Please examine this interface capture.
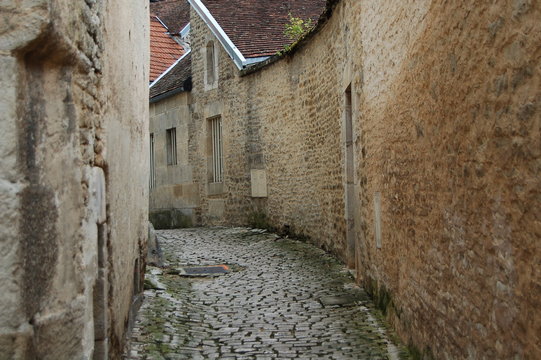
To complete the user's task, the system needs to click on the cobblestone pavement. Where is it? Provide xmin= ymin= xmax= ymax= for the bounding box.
xmin=126 ymin=227 xmax=410 ymax=359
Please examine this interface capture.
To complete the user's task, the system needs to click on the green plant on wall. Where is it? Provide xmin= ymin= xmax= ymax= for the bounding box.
xmin=282 ymin=13 xmax=313 ymax=52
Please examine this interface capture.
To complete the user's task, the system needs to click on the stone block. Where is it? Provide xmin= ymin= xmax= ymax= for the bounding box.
xmin=32 ymin=300 xmax=88 ymax=359
xmin=97 ymin=224 xmax=107 ymax=269
xmin=208 ymin=182 xmax=225 ymax=195
xmin=251 ymin=169 xmax=267 ymax=198
xmin=147 ymin=222 xmax=164 ymax=267
xmin=0 ymin=327 xmax=33 ymax=360
xmin=181 ymin=183 xmax=200 ymax=205
xmin=208 ymin=199 xmax=225 ymax=219
xmin=93 ymin=268 xmax=108 ymax=341
xmin=0 ymin=55 xmax=18 ymax=178
xmin=88 ymin=167 xmax=106 ymax=225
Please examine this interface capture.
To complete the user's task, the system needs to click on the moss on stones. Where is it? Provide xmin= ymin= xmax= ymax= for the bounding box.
xmin=150 ymin=209 xmax=193 ymax=229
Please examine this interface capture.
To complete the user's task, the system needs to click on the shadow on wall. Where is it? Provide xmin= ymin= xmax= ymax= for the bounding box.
xmin=149 ymin=209 xmax=193 ymax=229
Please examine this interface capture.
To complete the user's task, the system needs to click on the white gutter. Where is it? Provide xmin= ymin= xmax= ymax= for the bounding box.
xmin=244 ymin=56 xmax=271 ymax=66
xmin=149 ymin=49 xmax=191 ymax=89
xmin=188 ymin=0 xmax=267 ymax=70
xmin=180 ymin=23 xmax=191 ymax=38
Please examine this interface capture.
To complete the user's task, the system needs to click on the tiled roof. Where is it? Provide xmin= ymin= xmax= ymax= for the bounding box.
xmin=150 ymin=0 xmax=191 ymax=34
xmin=150 ymin=52 xmax=192 ymax=100
xmin=150 ymin=16 xmax=185 ymax=82
xmin=201 ymin=0 xmax=327 ymax=58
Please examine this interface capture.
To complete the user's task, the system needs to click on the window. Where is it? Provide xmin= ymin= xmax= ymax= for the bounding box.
xmin=205 ymin=40 xmax=218 ymax=89
xmin=206 ymin=41 xmax=215 ymax=85
xmin=166 ymin=128 xmax=177 ymax=166
xmin=149 ymin=133 xmax=156 ymax=189
xmin=209 ymin=116 xmax=223 ymax=182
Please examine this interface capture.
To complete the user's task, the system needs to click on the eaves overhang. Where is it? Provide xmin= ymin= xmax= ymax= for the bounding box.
xmin=240 ymin=0 xmax=342 ymax=77
xmin=188 ymin=0 xmax=269 ymax=70
xmin=150 ymin=86 xmax=188 ymax=103
xmin=149 ymin=49 xmax=191 ymax=89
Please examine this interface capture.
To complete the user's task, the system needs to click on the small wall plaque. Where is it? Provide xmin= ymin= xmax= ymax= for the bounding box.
xmin=251 ymin=169 xmax=268 ymax=198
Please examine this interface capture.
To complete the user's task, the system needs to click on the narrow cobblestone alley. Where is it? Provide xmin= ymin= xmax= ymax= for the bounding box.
xmin=127 ymin=228 xmax=410 ymax=359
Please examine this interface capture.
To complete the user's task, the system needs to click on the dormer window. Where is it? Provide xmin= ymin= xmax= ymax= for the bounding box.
xmin=205 ymin=40 xmax=218 ymax=90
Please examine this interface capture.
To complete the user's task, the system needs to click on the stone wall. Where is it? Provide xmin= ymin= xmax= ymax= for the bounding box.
xmin=0 ymin=0 xmax=149 ymax=358
xmin=188 ymin=13 xmax=252 ymax=226
xmin=149 ymin=92 xmax=199 ymax=229
xmin=186 ymin=0 xmax=540 ymax=358
xmin=357 ymin=1 xmax=541 ymax=358
xmin=189 ymin=5 xmax=351 ymax=256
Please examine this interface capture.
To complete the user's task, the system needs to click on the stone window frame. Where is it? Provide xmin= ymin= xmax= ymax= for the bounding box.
xmin=208 ymin=116 xmax=223 ymax=183
xmin=207 ymin=115 xmax=225 ymax=196
xmin=149 ymin=133 xmax=156 ymax=189
xmin=204 ymin=39 xmax=219 ymax=91
xmin=165 ymin=127 xmax=178 ymax=166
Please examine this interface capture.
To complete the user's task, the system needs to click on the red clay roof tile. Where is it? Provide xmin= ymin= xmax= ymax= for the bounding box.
xmin=150 ymin=53 xmax=192 ymax=99
xmin=150 ymin=0 xmax=191 ymax=34
xmin=201 ymin=0 xmax=326 ymax=58
xmin=150 ymin=16 xmax=185 ymax=82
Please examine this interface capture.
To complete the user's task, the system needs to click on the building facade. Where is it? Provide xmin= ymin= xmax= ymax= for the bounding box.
xmin=0 ymin=0 xmax=149 ymax=358
xmin=149 ymin=83 xmax=199 ymax=228
xmin=148 ymin=0 xmax=198 ymax=229
xmin=149 ymin=0 xmax=541 ymax=358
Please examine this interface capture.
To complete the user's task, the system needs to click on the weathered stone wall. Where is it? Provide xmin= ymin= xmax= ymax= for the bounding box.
xmin=189 ymin=10 xmax=252 ymax=226
xmin=357 ymin=1 xmax=541 ymax=358
xmin=149 ymin=92 xmax=199 ymax=228
xmin=0 ymin=0 xmax=148 ymax=358
xmin=189 ymin=6 xmax=352 ymax=254
xmin=102 ymin=2 xmax=149 ymax=357
xmin=187 ymin=0 xmax=540 ymax=358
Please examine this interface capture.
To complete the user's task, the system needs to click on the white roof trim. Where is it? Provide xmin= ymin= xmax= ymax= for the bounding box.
xmin=154 ymin=15 xmax=169 ymax=31
xmin=244 ymin=56 xmax=271 ymax=66
xmin=189 ymin=0 xmax=263 ymax=70
xmin=149 ymin=49 xmax=191 ymax=89
xmin=180 ymin=23 xmax=191 ymax=38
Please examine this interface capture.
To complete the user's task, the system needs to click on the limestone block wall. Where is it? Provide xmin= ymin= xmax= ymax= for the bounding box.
xmin=189 ymin=2 xmax=358 ymax=258
xmin=356 ymin=1 xmax=541 ymax=358
xmin=149 ymin=92 xmax=200 ymax=227
xmin=187 ymin=0 xmax=541 ymax=358
xmin=189 ymin=10 xmax=253 ymax=226
xmin=102 ymin=1 xmax=149 ymax=357
xmin=0 ymin=0 xmax=148 ymax=358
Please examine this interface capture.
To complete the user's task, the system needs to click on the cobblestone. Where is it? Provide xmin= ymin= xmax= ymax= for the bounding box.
xmin=125 ymin=227 xmax=410 ymax=359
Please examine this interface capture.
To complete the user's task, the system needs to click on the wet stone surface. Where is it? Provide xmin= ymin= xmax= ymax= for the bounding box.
xmin=126 ymin=227 xmax=410 ymax=359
